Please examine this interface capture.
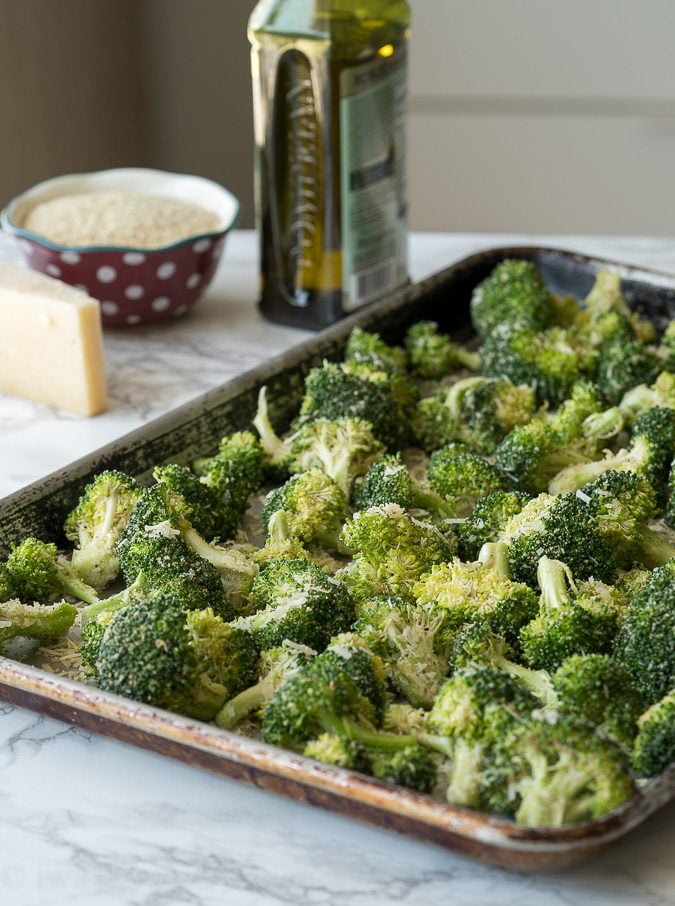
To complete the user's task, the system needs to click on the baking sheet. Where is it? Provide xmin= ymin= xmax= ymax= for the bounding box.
xmin=1 ymin=246 xmax=674 ymax=870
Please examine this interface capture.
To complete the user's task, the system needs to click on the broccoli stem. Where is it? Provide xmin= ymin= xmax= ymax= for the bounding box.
xmin=477 ymin=541 xmax=510 ymax=576
xmin=318 ymin=711 xmax=418 ymax=753
xmin=638 ymin=529 xmax=675 ymax=568
xmin=58 ymin=557 xmax=100 ymax=606
xmin=214 ymin=679 xmax=275 ymax=729
xmin=537 ymin=557 xmax=575 ymax=610
xmin=252 ymin=387 xmax=290 ymax=466
xmin=445 ymin=738 xmax=485 ymax=807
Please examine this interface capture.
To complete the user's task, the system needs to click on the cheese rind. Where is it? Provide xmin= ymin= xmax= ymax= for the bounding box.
xmin=0 ymin=261 xmax=107 ymax=416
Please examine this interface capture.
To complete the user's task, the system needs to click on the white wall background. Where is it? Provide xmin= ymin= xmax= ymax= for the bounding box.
xmin=1 ymin=1 xmax=674 ymax=236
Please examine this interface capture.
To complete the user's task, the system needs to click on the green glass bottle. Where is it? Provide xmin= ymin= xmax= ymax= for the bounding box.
xmin=248 ymin=0 xmax=411 ymax=329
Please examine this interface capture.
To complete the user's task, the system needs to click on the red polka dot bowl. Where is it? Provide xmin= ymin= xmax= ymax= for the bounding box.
xmin=0 ymin=168 xmax=240 ymax=326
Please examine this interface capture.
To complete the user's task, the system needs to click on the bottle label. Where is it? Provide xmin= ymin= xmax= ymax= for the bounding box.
xmin=339 ymin=47 xmax=408 ymax=311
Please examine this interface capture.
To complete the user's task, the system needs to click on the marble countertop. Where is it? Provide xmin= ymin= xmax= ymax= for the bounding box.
xmin=1 ymin=230 xmax=674 ymax=905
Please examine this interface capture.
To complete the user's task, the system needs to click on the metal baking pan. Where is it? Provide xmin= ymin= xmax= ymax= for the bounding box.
xmin=1 ymin=246 xmax=674 ymax=871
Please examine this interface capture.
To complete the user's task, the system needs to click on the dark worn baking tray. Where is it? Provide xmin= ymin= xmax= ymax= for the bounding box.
xmin=1 ymin=246 xmax=674 ymax=871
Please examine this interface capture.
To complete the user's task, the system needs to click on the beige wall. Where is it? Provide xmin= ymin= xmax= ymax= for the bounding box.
xmin=0 ymin=0 xmax=255 ymax=225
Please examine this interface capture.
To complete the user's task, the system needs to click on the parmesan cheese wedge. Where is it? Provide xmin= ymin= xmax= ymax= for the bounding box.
xmin=0 ymin=260 xmax=107 ymax=416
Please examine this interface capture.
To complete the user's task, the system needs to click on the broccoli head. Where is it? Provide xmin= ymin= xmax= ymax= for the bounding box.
xmin=234 ymin=557 xmax=355 ymax=652
xmin=613 ymin=565 xmax=675 ymax=704
xmin=5 ymin=537 xmax=99 ymax=606
xmin=343 ymin=326 xmax=408 ymax=372
xmin=352 ymin=452 xmax=454 ymax=524
xmin=63 ymin=469 xmax=142 ymax=591
xmin=95 ymin=593 xmax=259 ymax=721
xmin=404 ymin=320 xmax=480 ymax=378
xmin=339 ymin=503 xmax=455 ymax=602
xmin=426 ymin=448 xmax=508 ymax=518
xmin=261 ymin=468 xmax=349 ymax=552
xmin=470 ymin=258 xmax=553 ymax=338
xmin=519 ymin=557 xmax=622 ymax=671
xmin=631 ymin=689 xmax=675 ymax=777
xmin=455 ymin=490 xmax=531 ymax=561
xmin=481 ymin=714 xmax=635 ymax=826
xmin=354 ymin=595 xmax=456 ymax=708
xmin=0 ymin=598 xmax=77 ymax=649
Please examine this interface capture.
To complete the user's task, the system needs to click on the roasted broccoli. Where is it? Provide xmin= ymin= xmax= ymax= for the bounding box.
xmin=425 ymin=447 xmax=508 ymax=518
xmin=455 ymin=489 xmax=531 ymax=561
xmin=470 ymin=258 xmax=553 ymax=338
xmin=63 ymin=469 xmax=142 ymax=591
xmin=5 ymin=537 xmax=99 ymax=606
xmin=354 ymin=595 xmax=456 ymax=708
xmin=613 ymin=564 xmax=675 ymax=705
xmin=425 ymin=667 xmax=538 ymax=807
xmin=339 ymin=503 xmax=455 ymax=602
xmin=480 ymin=322 xmax=591 ymax=407
xmin=95 ymin=592 xmax=259 ymax=721
xmin=404 ymin=319 xmax=480 ymax=378
xmin=413 ymin=543 xmax=539 ymax=645
xmin=352 ymin=452 xmax=454 ymax=524
xmin=233 ymin=556 xmax=355 ymax=651
xmin=551 ymin=653 xmax=645 ymax=753
xmin=519 ymin=557 xmax=621 ymax=671
xmin=261 ymin=468 xmax=349 ymax=552
xmin=343 ymin=326 xmax=408 ymax=372
xmin=631 ymin=689 xmax=675 ymax=777
xmin=413 ymin=375 xmax=538 ymax=456
xmin=481 ymin=714 xmax=635 ymax=827
xmin=296 ymin=359 xmax=414 ymax=450
xmin=215 ymin=639 xmax=316 ymax=730
xmin=499 ymin=493 xmax=617 ymax=587
xmin=0 ymin=598 xmax=78 ymax=648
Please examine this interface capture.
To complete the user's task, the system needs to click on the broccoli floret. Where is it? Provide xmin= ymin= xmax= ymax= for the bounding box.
xmin=404 ymin=320 xmax=480 ymax=378
xmin=579 ymin=269 xmax=657 ymax=342
xmin=0 ymin=598 xmax=77 ymax=648
xmin=117 ymin=483 xmax=259 ymax=607
xmin=519 ymin=557 xmax=621 ymax=671
xmin=5 ymin=537 xmax=99 ymax=606
xmin=95 ymin=593 xmax=259 ymax=721
xmin=83 ymin=537 xmax=237 ymax=625
xmin=619 ymin=370 xmax=675 ymax=425
xmin=79 ymin=609 xmax=116 ymax=678
xmin=215 ymin=639 xmax=316 ymax=730
xmin=354 ymin=595 xmax=456 ymax=708
xmin=551 ymin=653 xmax=646 ymax=753
xmin=456 ymin=490 xmax=531 ymax=561
xmin=426 ymin=448 xmax=508 ymax=517
xmin=448 ymin=621 xmax=556 ymax=708
xmin=295 ymin=359 xmax=413 ymax=450
xmin=339 ymin=503 xmax=455 ymax=602
xmin=500 ymin=492 xmax=618 ymax=587
xmin=233 ymin=557 xmax=355 ymax=652
xmin=353 ymin=452 xmax=454 ymax=524
xmin=287 ymin=417 xmax=385 ymax=497
xmin=631 ymin=689 xmax=675 ymax=777
xmin=343 ymin=326 xmax=408 ymax=372
xmin=416 ymin=376 xmax=538 ymax=456
xmin=370 ymin=744 xmax=439 ymax=794
xmin=192 ymin=430 xmax=266 ymax=537
xmin=493 ymin=382 xmax=622 ymax=494
xmin=63 ymin=469 xmax=142 ymax=591
xmin=262 ymin=636 xmax=401 ymax=752
xmin=470 ymin=258 xmax=553 ymax=339
xmin=576 ymin=470 xmax=675 ymax=569
xmin=303 ymin=733 xmax=373 ymax=774
xmin=481 ymin=714 xmax=635 ymax=826
xmin=152 ymin=462 xmax=225 ymax=541
xmin=480 ymin=322 xmax=590 ymax=407
xmin=413 ymin=543 xmax=539 ymax=645
xmin=595 ymin=337 xmax=662 ymax=407
xmin=425 ymin=667 xmax=538 ymax=807
xmin=261 ymin=469 xmax=348 ymax=552
xmin=613 ymin=565 xmax=675 ymax=704
xmin=550 ymin=405 xmax=675 ymax=497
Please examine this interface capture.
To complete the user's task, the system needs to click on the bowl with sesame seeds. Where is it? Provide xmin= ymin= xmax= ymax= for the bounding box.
xmin=0 ymin=167 xmax=240 ymax=326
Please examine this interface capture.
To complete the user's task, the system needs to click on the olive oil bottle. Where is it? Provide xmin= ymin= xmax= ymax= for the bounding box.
xmin=248 ymin=0 xmax=411 ymax=329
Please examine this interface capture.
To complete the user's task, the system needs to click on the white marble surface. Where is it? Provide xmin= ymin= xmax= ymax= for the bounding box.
xmin=1 ymin=230 xmax=674 ymax=905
